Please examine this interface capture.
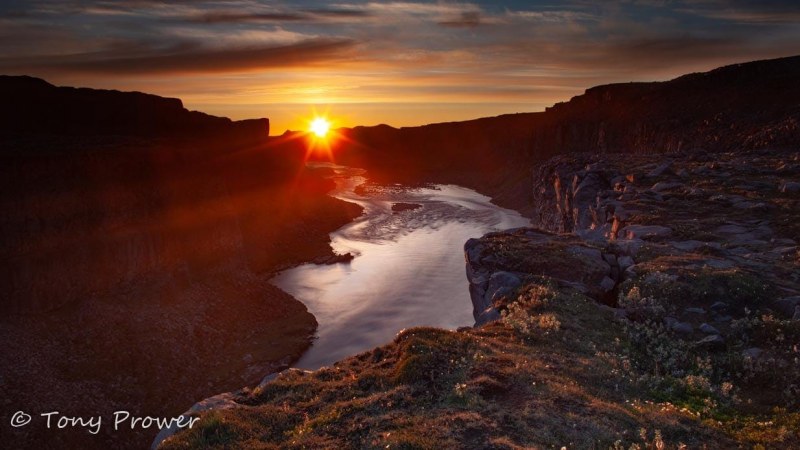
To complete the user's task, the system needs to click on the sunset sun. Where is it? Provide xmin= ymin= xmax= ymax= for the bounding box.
xmin=310 ymin=117 xmax=330 ymax=138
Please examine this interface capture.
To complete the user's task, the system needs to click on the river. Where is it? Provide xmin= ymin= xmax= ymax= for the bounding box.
xmin=271 ymin=164 xmax=530 ymax=369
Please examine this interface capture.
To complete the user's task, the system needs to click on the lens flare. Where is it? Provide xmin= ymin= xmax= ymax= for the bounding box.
xmin=310 ymin=117 xmax=330 ymax=138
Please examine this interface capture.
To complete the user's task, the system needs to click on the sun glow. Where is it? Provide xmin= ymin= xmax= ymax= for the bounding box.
xmin=300 ymin=110 xmax=347 ymax=162
xmin=310 ymin=117 xmax=330 ymax=138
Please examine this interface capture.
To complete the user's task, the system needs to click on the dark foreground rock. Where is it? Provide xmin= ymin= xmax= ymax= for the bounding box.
xmin=312 ymin=252 xmax=356 ymax=265
xmin=391 ymin=202 xmax=423 ymax=213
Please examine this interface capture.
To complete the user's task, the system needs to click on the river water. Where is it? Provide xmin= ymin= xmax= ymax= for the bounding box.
xmin=271 ymin=164 xmax=529 ymax=369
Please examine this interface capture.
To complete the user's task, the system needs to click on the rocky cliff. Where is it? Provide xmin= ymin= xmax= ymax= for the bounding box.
xmin=0 ymin=78 xmax=361 ymax=449
xmin=331 ymin=55 xmax=800 ymax=216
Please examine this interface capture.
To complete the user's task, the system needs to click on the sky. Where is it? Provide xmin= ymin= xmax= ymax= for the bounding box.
xmin=2 ymin=1 xmax=800 ymax=134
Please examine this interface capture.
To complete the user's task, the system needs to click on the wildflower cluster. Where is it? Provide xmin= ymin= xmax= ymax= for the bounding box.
xmin=501 ymin=283 xmax=561 ymax=336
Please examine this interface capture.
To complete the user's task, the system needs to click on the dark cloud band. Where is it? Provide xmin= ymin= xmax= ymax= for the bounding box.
xmin=0 ymin=38 xmax=357 ymax=75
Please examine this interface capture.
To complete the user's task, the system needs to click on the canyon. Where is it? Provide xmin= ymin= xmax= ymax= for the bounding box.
xmin=158 ymin=56 xmax=800 ymax=448
xmin=2 ymin=54 xmax=799 ymax=449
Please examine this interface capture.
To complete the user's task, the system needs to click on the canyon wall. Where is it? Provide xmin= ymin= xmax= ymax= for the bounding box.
xmin=0 ymin=76 xmax=338 ymax=315
xmin=332 ymin=55 xmax=800 ymax=216
xmin=0 ymin=77 xmax=361 ymax=449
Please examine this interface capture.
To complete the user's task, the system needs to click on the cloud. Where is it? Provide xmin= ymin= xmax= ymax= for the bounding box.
xmin=677 ymin=0 xmax=800 ymax=23
xmin=186 ymin=8 xmax=371 ymax=24
xmin=0 ymin=38 xmax=357 ymax=75
xmin=438 ymin=11 xmax=482 ymax=28
xmin=3 ymin=0 xmax=800 ymax=131
xmin=188 ymin=11 xmax=308 ymax=23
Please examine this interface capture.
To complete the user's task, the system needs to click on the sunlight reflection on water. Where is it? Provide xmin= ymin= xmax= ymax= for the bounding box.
xmin=271 ymin=163 xmax=529 ymax=369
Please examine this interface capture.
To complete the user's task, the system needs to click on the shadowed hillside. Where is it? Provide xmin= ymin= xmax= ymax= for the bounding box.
xmin=0 ymin=77 xmax=360 ymax=449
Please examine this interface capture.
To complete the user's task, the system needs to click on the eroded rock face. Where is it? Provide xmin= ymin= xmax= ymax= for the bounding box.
xmin=472 ymin=146 xmax=799 ymax=344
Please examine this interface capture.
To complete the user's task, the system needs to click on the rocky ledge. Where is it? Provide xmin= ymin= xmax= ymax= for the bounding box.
xmin=461 ymin=147 xmax=799 ymax=445
xmin=158 ymin=148 xmax=799 ymax=449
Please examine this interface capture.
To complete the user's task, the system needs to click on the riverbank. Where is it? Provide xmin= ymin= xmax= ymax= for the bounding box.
xmin=159 ymin=147 xmax=800 ymax=448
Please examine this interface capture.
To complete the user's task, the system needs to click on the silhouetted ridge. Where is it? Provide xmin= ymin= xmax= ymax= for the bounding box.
xmin=0 ymin=75 xmax=268 ymax=143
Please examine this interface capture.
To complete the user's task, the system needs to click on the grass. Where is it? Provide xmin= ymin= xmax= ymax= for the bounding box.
xmin=160 ymin=276 xmax=739 ymax=449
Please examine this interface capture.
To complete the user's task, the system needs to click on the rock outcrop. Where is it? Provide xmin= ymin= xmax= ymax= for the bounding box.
xmin=465 ymin=229 xmax=624 ymax=325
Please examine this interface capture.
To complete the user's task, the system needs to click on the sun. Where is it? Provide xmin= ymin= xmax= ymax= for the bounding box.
xmin=310 ymin=117 xmax=330 ymax=138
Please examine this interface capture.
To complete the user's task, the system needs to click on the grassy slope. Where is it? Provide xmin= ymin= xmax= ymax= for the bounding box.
xmin=162 ymin=286 xmax=733 ymax=449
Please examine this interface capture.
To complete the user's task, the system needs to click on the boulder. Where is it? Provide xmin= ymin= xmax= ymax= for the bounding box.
xmin=391 ymin=202 xmax=423 ymax=213
xmin=647 ymin=161 xmax=673 ymax=177
xmin=683 ymin=307 xmax=707 ymax=321
xmin=475 ymin=306 xmax=501 ymax=326
xmin=670 ymin=240 xmax=705 ymax=252
xmin=152 ymin=391 xmax=240 ymax=449
xmin=780 ymin=181 xmax=800 ymax=193
xmin=699 ymin=323 xmax=720 ymax=335
xmin=651 ymin=181 xmax=685 ymax=192
xmin=710 ymin=301 xmax=728 ymax=312
xmin=602 ymin=253 xmax=618 ymax=267
xmin=742 ymin=347 xmax=763 ymax=359
xmin=617 ymin=255 xmax=634 ymax=271
xmin=703 ymin=259 xmax=734 ymax=270
xmin=621 ymin=225 xmax=672 ymax=240
xmin=695 ymin=334 xmax=725 ymax=350
xmin=313 ymin=253 xmax=355 ymax=265
xmin=599 ymin=276 xmax=616 ymax=292
xmin=671 ymin=321 xmax=694 ymax=335
xmin=464 ymin=239 xmax=484 ymax=264
xmin=715 ymin=224 xmax=749 ymax=235
xmin=773 ymin=296 xmax=800 ymax=318
xmin=485 ymin=271 xmax=522 ymax=304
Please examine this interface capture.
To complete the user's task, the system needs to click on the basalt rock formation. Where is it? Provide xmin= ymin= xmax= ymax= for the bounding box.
xmin=332 ymin=55 xmax=800 ymax=216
